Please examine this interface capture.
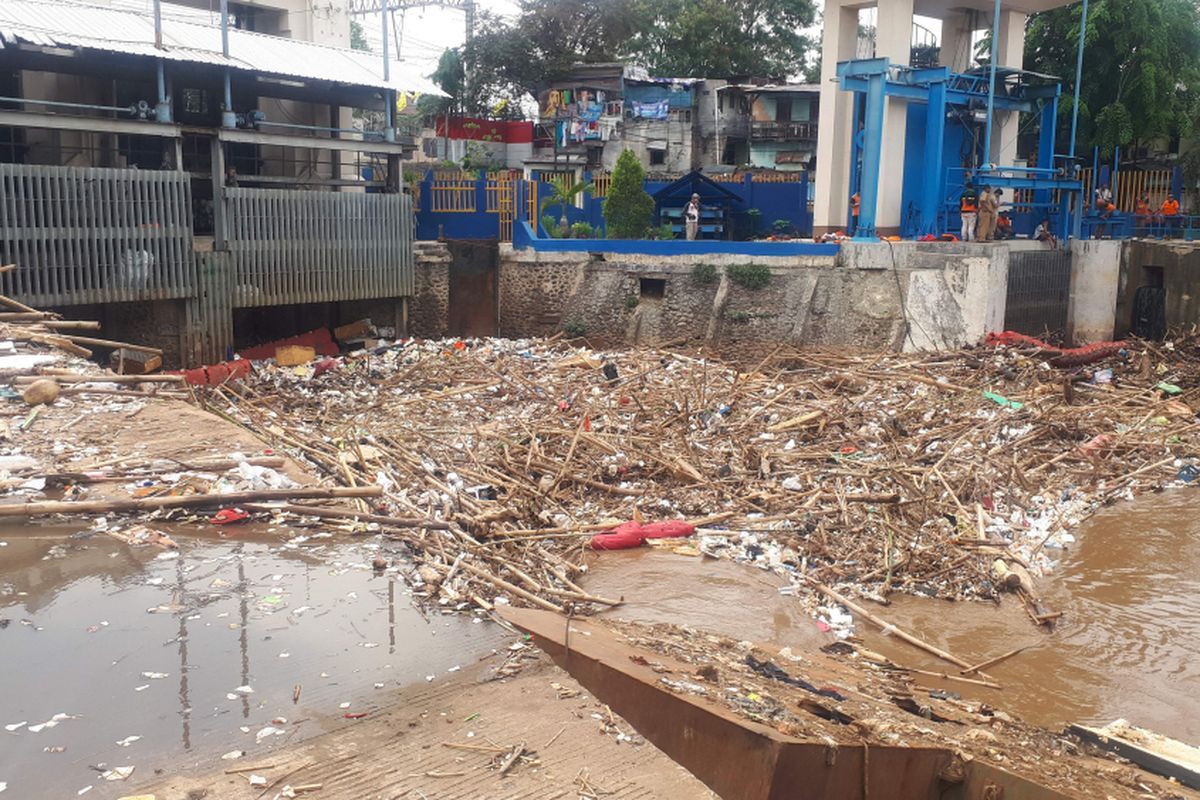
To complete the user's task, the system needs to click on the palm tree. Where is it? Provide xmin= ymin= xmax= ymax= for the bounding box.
xmin=539 ymin=176 xmax=595 ymax=234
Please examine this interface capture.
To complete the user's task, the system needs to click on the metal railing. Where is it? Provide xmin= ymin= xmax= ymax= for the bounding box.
xmin=430 ymin=174 xmax=477 ymax=213
xmin=750 ymin=120 xmax=818 ymax=142
xmin=1080 ymin=167 xmax=1176 ymax=211
xmin=224 ymin=188 xmax=413 ymax=308
xmin=0 ymin=163 xmax=195 ymax=307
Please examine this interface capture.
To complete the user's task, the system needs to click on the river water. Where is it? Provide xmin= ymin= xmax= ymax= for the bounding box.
xmin=584 ymin=488 xmax=1200 ymax=745
xmin=0 ymin=524 xmax=506 ymax=799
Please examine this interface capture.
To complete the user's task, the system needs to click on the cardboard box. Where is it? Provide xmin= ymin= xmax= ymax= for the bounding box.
xmin=275 ymin=345 xmax=316 ymax=366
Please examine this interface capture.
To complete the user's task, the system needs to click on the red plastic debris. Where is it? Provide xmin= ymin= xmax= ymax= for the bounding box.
xmin=312 ymin=357 xmax=340 ymax=377
xmin=985 ymin=331 xmax=1126 ymax=367
xmin=211 ymin=508 xmax=250 ymax=525
xmin=343 ymin=712 xmax=369 ymax=719
xmin=589 ymin=519 xmax=695 ymax=550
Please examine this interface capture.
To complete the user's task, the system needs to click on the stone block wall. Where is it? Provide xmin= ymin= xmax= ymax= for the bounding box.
xmin=487 ymin=244 xmax=1011 ymax=353
xmin=411 ymin=241 xmax=451 ymax=339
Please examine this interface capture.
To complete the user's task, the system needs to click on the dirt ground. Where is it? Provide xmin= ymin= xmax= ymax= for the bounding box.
xmin=145 ymin=654 xmax=716 ymax=800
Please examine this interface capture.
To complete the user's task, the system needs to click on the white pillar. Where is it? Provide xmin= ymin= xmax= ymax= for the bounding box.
xmin=812 ymin=0 xmax=861 ymax=234
xmin=938 ymin=11 xmax=975 ymax=72
xmin=991 ymin=9 xmax=1026 ymax=166
xmin=874 ymin=0 xmax=914 ymax=233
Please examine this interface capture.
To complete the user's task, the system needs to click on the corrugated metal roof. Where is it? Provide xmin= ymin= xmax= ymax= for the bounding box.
xmin=0 ymin=0 xmax=445 ymax=97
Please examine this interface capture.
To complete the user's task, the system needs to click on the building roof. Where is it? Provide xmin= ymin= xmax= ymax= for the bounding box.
xmin=0 ymin=0 xmax=445 ymax=96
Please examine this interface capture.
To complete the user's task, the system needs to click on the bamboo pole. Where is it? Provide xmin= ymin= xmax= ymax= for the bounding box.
xmin=60 ymin=334 xmax=161 ymax=355
xmin=0 ymin=485 xmax=382 ymax=518
xmin=808 ymin=580 xmax=986 ymax=675
xmin=241 ymin=502 xmax=450 ymax=530
xmin=14 ymin=374 xmax=183 ymax=385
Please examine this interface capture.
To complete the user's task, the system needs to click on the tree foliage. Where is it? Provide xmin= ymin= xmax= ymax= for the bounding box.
xmin=624 ymin=0 xmax=816 ymax=79
xmin=603 ymin=149 xmax=655 ymax=239
xmin=463 ymin=0 xmax=817 ymax=113
xmin=1024 ymin=0 xmax=1200 ymax=156
xmin=419 ymin=49 xmax=467 ymax=117
xmin=350 ymin=20 xmax=369 ymax=52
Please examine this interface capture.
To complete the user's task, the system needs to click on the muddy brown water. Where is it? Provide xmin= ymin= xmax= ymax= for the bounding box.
xmin=585 ymin=489 xmax=1200 ymax=746
xmin=0 ymin=523 xmax=507 ymax=799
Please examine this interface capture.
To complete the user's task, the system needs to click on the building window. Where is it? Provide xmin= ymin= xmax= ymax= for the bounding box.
xmin=649 ymin=148 xmax=666 ymax=166
xmin=183 ymin=88 xmax=209 ymax=115
xmin=775 ymin=98 xmax=792 ymax=122
xmin=586 ymin=147 xmax=603 ymax=168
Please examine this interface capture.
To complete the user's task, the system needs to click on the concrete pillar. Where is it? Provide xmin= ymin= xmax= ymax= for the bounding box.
xmin=991 ymin=9 xmax=1026 ymax=166
xmin=938 ymin=11 xmax=975 ymax=72
xmin=812 ymin=1 xmax=860 ymax=235
xmin=874 ymin=0 xmax=914 ymax=234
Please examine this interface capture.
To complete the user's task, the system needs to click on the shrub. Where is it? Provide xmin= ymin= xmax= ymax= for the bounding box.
xmin=541 ymin=215 xmax=561 ymax=238
xmin=772 ymin=219 xmax=791 ymax=234
xmin=623 ymin=294 xmax=639 ymax=310
xmin=603 ymin=149 xmax=655 ymax=239
xmin=727 ymin=263 xmax=772 ymax=290
xmin=563 ymin=320 xmax=587 ymax=337
xmin=571 ymin=222 xmax=595 ymax=239
xmin=691 ymin=264 xmax=718 ymax=284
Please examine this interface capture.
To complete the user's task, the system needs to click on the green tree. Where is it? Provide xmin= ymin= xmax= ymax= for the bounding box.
xmin=465 ymin=1 xmax=638 ymax=109
xmin=603 ymin=150 xmax=655 ymax=239
xmin=465 ymin=0 xmax=817 ymax=108
xmin=625 ymin=0 xmax=817 ymax=79
xmin=350 ymin=20 xmax=369 ymax=52
xmin=420 ymin=48 xmax=467 ymax=116
xmin=539 ymin=177 xmax=595 ymax=229
xmin=1024 ymin=0 xmax=1200 ymax=156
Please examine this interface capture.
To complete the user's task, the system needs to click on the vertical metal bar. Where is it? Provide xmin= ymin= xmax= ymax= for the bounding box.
xmin=983 ymin=0 xmax=1003 ymax=167
xmin=921 ymin=77 xmax=947 ymax=235
xmin=1068 ymin=0 xmax=1089 ymax=159
xmin=855 ymin=71 xmax=887 ymax=240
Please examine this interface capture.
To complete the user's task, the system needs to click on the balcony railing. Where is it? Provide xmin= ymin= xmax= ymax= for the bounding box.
xmin=750 ymin=120 xmax=818 ymax=142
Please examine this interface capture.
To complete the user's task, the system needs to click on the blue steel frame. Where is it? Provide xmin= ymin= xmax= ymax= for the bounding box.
xmin=836 ymin=58 xmax=1082 ymax=240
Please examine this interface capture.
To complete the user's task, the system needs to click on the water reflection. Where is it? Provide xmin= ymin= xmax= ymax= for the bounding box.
xmin=0 ymin=524 xmax=506 ymax=799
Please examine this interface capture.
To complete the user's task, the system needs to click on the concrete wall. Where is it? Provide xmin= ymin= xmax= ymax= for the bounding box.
xmin=1115 ymin=240 xmax=1200 ymax=337
xmin=482 ymin=242 xmax=1011 ymax=353
xmin=1067 ymin=240 xmax=1123 ymax=343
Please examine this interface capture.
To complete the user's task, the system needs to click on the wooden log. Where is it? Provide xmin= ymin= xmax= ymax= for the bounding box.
xmin=60 ymin=334 xmax=161 ymax=355
xmin=0 ymin=312 xmax=50 ymax=321
xmin=809 ymin=580 xmax=986 ymax=675
xmin=960 ymin=644 xmax=1034 ymax=676
xmin=0 ymin=293 xmax=38 ymax=313
xmin=241 ymin=502 xmax=451 ymax=530
xmin=41 ymin=320 xmax=102 ymax=330
xmin=457 ymin=560 xmax=565 ymax=614
xmin=14 ymin=373 xmax=183 ymax=384
xmin=0 ymin=485 xmax=382 ymax=518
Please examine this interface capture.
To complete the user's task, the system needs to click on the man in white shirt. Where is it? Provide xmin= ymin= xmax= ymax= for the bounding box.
xmin=685 ymin=193 xmax=701 ymax=241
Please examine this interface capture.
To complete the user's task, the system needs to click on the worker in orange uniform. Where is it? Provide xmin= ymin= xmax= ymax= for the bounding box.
xmin=1160 ymin=194 xmax=1181 ymax=238
xmin=1133 ymin=193 xmax=1152 ymax=237
xmin=959 ymin=182 xmax=978 ymax=241
xmin=850 ymin=192 xmax=860 ymax=236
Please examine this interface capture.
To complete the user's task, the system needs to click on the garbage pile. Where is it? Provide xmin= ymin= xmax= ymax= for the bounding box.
xmin=605 ymin=617 xmax=1189 ymax=800
xmin=197 ymin=330 xmax=1200 ymax=625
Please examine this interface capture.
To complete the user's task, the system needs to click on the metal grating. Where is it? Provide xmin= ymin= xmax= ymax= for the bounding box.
xmin=225 ymin=188 xmax=413 ymax=308
xmin=0 ymin=163 xmax=196 ymax=307
xmin=1004 ymin=249 xmax=1071 ymax=338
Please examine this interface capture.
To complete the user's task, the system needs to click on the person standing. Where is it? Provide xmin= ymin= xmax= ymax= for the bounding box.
xmin=977 ymin=185 xmax=997 ymax=241
xmin=849 ymin=191 xmax=860 ymax=236
xmin=959 ymin=182 xmax=979 ymax=241
xmin=1093 ymin=184 xmax=1114 ymax=237
xmin=1134 ymin=193 xmax=1152 ymax=237
xmin=684 ymin=193 xmax=701 ymax=241
xmin=1160 ymin=194 xmax=1181 ymax=237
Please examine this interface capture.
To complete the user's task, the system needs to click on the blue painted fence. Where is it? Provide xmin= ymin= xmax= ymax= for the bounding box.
xmin=415 ymin=170 xmax=812 ymax=242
